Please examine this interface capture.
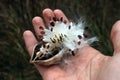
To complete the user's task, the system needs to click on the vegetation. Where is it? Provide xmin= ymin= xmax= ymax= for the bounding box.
xmin=0 ymin=0 xmax=120 ymax=80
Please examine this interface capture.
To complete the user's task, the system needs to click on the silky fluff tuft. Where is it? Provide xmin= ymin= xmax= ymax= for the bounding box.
xmin=30 ymin=18 xmax=97 ymax=66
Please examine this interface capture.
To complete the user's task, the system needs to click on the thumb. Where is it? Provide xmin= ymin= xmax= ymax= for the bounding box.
xmin=111 ymin=20 xmax=120 ymax=54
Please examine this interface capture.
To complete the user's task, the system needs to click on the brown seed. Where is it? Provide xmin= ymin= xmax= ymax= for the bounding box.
xmin=63 ymin=20 xmax=67 ymax=24
xmin=38 ymin=35 xmax=43 ymax=41
xmin=50 ymin=22 xmax=55 ymax=26
xmin=42 ymin=42 xmax=47 ymax=48
xmin=69 ymin=49 xmax=71 ymax=51
xmin=78 ymin=41 xmax=81 ymax=45
xmin=47 ymin=45 xmax=50 ymax=49
xmin=51 ymin=28 xmax=53 ymax=32
xmin=78 ymin=35 xmax=82 ymax=39
xmin=40 ymin=31 xmax=45 ymax=34
xmin=43 ymin=43 xmax=46 ymax=48
xmin=50 ymin=38 xmax=56 ymax=43
xmin=60 ymin=17 xmax=63 ymax=22
xmin=53 ymin=39 xmax=56 ymax=43
xmin=64 ymin=34 xmax=67 ymax=37
xmin=61 ymin=33 xmax=63 ymax=37
xmin=71 ymin=51 xmax=75 ymax=56
xmin=84 ymin=27 xmax=89 ymax=30
xmin=53 ymin=17 xmax=56 ymax=21
xmin=55 ymin=35 xmax=58 ymax=38
xmin=68 ymin=25 xmax=71 ymax=29
xmin=39 ymin=26 xmax=44 ymax=30
xmin=59 ymin=36 xmax=62 ymax=41
xmin=83 ymin=33 xmax=90 ymax=38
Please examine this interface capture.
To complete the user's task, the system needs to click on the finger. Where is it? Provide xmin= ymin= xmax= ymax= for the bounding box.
xmin=32 ymin=16 xmax=45 ymax=41
xmin=111 ymin=20 xmax=120 ymax=54
xmin=23 ymin=30 xmax=38 ymax=56
xmin=54 ymin=9 xmax=69 ymax=25
xmin=23 ymin=30 xmax=47 ymax=76
xmin=43 ymin=8 xmax=55 ymax=25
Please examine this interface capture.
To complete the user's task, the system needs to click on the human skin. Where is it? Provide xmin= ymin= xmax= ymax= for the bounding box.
xmin=23 ymin=8 xmax=120 ymax=80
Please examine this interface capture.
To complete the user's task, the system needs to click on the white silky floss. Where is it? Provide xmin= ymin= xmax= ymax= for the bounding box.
xmin=30 ymin=18 xmax=98 ymax=66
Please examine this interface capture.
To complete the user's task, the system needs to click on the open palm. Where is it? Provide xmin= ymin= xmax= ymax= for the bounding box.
xmin=23 ymin=8 xmax=120 ymax=80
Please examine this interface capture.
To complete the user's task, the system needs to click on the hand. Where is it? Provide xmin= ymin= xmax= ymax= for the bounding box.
xmin=23 ymin=8 xmax=120 ymax=80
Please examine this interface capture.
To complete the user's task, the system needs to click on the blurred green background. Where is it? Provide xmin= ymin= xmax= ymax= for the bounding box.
xmin=0 ymin=0 xmax=120 ymax=80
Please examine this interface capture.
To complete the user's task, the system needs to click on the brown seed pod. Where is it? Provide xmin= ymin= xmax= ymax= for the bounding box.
xmin=30 ymin=43 xmax=66 ymax=66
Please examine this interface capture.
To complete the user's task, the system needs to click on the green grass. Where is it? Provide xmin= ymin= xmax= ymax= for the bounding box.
xmin=0 ymin=0 xmax=120 ymax=79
